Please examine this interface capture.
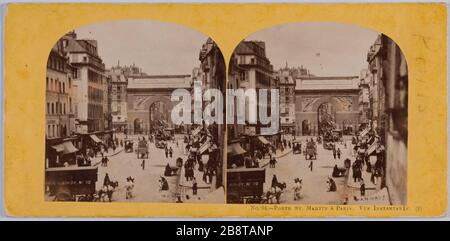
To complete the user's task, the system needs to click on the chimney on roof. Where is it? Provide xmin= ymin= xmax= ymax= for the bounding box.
xmin=64 ymin=31 xmax=77 ymax=40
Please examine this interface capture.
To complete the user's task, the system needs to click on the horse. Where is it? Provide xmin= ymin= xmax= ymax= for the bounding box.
xmin=273 ymin=182 xmax=287 ymax=190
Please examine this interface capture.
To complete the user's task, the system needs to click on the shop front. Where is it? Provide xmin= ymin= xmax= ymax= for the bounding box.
xmin=46 ymin=137 xmax=80 ymax=168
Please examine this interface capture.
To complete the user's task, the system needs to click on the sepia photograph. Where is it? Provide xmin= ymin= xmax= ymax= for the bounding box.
xmin=226 ymin=22 xmax=408 ymax=205
xmin=3 ymin=2 xmax=449 ymax=220
xmin=44 ymin=20 xmax=226 ymax=203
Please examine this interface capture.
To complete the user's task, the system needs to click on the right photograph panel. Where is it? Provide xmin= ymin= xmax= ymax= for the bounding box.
xmin=226 ymin=22 xmax=408 ymax=205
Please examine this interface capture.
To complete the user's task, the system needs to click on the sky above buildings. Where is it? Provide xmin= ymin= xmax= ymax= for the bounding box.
xmin=246 ymin=22 xmax=379 ymax=76
xmin=76 ymin=20 xmax=208 ymax=75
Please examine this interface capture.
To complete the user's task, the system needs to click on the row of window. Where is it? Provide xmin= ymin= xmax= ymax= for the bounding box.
xmin=88 ymin=86 xmax=104 ymax=103
xmin=47 ymin=56 xmax=66 ymax=72
xmin=47 ymin=100 xmax=71 ymax=115
xmin=88 ymin=104 xmax=103 ymax=119
xmin=46 ymin=76 xmax=71 ymax=93
xmin=47 ymin=124 xmax=67 ymax=138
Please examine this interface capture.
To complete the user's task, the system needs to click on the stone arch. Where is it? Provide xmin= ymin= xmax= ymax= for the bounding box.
xmin=143 ymin=95 xmax=177 ymax=132
xmin=311 ymin=96 xmax=340 ymax=112
xmin=141 ymin=95 xmax=175 ymax=111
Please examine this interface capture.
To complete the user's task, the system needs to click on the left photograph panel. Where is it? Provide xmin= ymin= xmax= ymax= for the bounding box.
xmin=44 ymin=20 xmax=226 ymax=203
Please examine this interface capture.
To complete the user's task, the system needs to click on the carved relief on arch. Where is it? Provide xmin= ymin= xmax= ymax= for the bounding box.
xmin=132 ymin=95 xmax=174 ymax=111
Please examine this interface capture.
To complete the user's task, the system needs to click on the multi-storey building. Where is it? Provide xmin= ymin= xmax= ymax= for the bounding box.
xmin=197 ymin=38 xmax=226 ymax=188
xmin=367 ymin=35 xmax=386 ymax=136
xmin=227 ymin=40 xmax=279 ymax=159
xmin=358 ymin=69 xmax=371 ymax=129
xmin=45 ymin=38 xmax=79 ymax=168
xmin=107 ymin=66 xmax=128 ymax=132
xmin=366 ymin=34 xmax=408 ymax=205
xmin=277 ymin=66 xmax=298 ymax=135
xmin=46 ymin=38 xmax=75 ymax=139
xmin=63 ymin=31 xmax=108 ymax=134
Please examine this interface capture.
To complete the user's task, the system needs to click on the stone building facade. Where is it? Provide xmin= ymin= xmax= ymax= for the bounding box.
xmin=63 ymin=31 xmax=108 ymax=133
xmin=295 ymin=76 xmax=360 ymax=136
xmin=46 ymin=38 xmax=75 ymax=139
xmin=367 ymin=34 xmax=408 ymax=205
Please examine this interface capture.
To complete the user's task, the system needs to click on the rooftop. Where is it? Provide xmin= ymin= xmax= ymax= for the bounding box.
xmin=127 ymin=75 xmax=192 ymax=89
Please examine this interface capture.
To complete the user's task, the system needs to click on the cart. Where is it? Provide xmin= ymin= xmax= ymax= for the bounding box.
xmin=124 ymin=140 xmax=134 ymax=153
xmin=227 ymin=168 xmax=266 ymax=204
xmin=137 ymin=140 xmax=149 ymax=158
xmin=292 ymin=141 xmax=302 ymax=154
xmin=304 ymin=141 xmax=317 ymax=160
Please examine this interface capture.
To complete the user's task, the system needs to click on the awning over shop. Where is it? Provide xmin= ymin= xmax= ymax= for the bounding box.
xmin=367 ymin=141 xmax=378 ymax=156
xmin=257 ymin=136 xmax=270 ymax=145
xmin=359 ymin=128 xmax=369 ymax=138
xmin=199 ymin=141 xmax=211 ymax=155
xmin=90 ymin=135 xmax=102 ymax=143
xmin=227 ymin=143 xmax=246 ymax=157
xmin=191 ymin=127 xmax=202 ymax=136
xmin=51 ymin=141 xmax=79 ymax=155
xmin=51 ymin=144 xmax=65 ymax=153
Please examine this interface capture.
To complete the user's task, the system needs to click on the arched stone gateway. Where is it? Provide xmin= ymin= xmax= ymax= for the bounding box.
xmin=295 ymin=76 xmax=360 ymax=136
xmin=126 ymin=75 xmax=191 ymax=135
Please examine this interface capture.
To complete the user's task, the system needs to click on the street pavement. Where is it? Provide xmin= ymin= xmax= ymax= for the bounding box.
xmin=263 ymin=135 xmax=379 ymax=204
xmin=96 ymin=134 xmax=187 ymax=202
xmin=95 ymin=134 xmax=223 ymax=203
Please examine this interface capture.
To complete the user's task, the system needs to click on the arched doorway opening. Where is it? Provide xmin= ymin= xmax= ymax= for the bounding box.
xmin=317 ymin=102 xmax=335 ymax=135
xmin=302 ymin=120 xmax=311 ymax=136
xmin=149 ymin=101 xmax=170 ymax=134
xmin=134 ymin=118 xmax=143 ymax=134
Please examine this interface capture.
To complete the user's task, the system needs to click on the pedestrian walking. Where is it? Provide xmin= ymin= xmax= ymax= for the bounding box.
xmin=169 ymin=147 xmax=173 ymax=158
xmin=308 ymin=160 xmax=313 ymax=172
xmin=125 ymin=177 xmax=134 ymax=199
xmin=103 ymin=173 xmax=110 ymax=186
xmin=337 ymin=148 xmax=341 ymax=159
xmin=192 ymin=178 xmax=198 ymax=196
xmin=271 ymin=175 xmax=278 ymax=188
xmin=360 ymin=180 xmax=366 ymax=197
xmin=165 ymin=148 xmax=169 ymax=158
xmin=141 ymin=159 xmax=145 ymax=170
xmin=293 ymin=178 xmax=302 ymax=201
xmin=333 ymin=149 xmax=337 ymax=159
xmin=270 ymin=157 xmax=277 ymax=168
xmin=184 ymin=165 xmax=190 ymax=182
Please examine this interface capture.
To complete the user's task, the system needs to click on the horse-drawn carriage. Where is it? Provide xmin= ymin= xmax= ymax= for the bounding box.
xmin=137 ymin=140 xmax=149 ymax=158
xmin=292 ymin=140 xmax=302 ymax=154
xmin=226 ymin=168 xmax=266 ymax=204
xmin=304 ymin=140 xmax=317 ymax=160
xmin=124 ymin=139 xmax=134 ymax=153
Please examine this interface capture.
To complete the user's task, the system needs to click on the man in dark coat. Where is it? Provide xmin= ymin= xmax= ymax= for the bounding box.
xmin=103 ymin=173 xmax=110 ymax=186
xmin=271 ymin=175 xmax=278 ymax=188
xmin=360 ymin=180 xmax=366 ymax=197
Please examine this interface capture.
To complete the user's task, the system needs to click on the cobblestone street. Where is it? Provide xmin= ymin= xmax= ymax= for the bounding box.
xmin=262 ymin=136 xmax=379 ymax=204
